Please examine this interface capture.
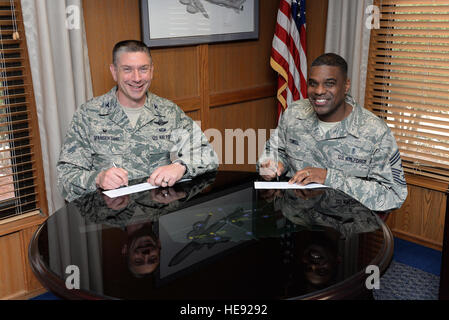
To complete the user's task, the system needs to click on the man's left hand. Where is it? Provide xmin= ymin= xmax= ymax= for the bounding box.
xmin=289 ymin=167 xmax=327 ymax=185
xmin=148 ymin=163 xmax=186 ymax=187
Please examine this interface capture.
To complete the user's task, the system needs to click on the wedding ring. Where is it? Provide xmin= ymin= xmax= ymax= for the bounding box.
xmin=305 ymin=171 xmax=310 ymax=177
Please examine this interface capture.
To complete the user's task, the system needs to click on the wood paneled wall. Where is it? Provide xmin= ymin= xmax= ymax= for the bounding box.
xmin=387 ymin=175 xmax=447 ymax=251
xmin=0 ymin=213 xmax=47 ymax=299
xmin=82 ymin=0 xmax=328 ymax=172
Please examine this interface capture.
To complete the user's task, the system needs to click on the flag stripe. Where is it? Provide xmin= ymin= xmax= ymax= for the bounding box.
xmin=275 ymin=27 xmax=302 ymax=94
xmin=272 ymin=47 xmax=300 ymax=100
xmin=271 ymin=0 xmax=307 ymax=119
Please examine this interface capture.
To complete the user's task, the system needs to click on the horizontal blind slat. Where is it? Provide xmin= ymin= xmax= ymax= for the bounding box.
xmin=369 ymin=77 xmax=449 ymax=90
xmin=370 ymin=99 xmax=449 ymax=114
xmin=374 ymin=36 xmax=449 ymax=46
xmin=371 ymin=70 xmax=449 ymax=83
xmin=374 ymin=110 xmax=449 ymax=129
xmin=368 ymin=89 xmax=449 ymax=106
xmin=398 ymin=142 xmax=449 ymax=159
xmin=378 ymin=0 xmax=449 ymax=5
xmin=380 ymin=6 xmax=449 ymax=13
xmin=383 ymin=119 xmax=449 ymax=137
xmin=372 ymin=49 xmax=449 ymax=59
xmin=370 ymin=64 xmax=449 ymax=77
xmin=393 ymin=131 xmax=449 ymax=149
xmin=372 ymin=84 xmax=449 ymax=99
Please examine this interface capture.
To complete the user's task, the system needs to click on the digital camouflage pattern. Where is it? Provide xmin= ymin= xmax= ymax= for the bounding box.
xmin=258 ymin=95 xmax=408 ymax=211
xmin=57 ymin=87 xmax=218 ymax=202
xmin=274 ymin=189 xmax=382 ymax=239
xmin=72 ymin=172 xmax=217 ymax=229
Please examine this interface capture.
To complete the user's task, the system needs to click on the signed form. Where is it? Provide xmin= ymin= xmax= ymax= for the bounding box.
xmin=254 ymin=182 xmax=328 ymax=189
xmin=103 ymin=179 xmax=192 ymax=198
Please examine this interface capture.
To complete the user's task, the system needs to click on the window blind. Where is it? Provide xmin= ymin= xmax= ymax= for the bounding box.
xmin=365 ymin=0 xmax=449 ymax=183
xmin=0 ymin=0 xmax=46 ymax=220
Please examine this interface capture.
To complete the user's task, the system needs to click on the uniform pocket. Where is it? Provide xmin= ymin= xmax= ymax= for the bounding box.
xmin=92 ymin=133 xmax=126 ymax=169
xmin=286 ymin=138 xmax=307 ymax=159
xmin=348 ymin=165 xmax=369 ymax=178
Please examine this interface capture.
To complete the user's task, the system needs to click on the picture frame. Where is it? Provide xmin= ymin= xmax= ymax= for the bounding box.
xmin=140 ymin=0 xmax=259 ymax=48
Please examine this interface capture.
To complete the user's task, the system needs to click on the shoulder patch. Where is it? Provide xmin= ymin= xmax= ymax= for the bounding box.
xmin=390 ymin=150 xmax=407 ymax=186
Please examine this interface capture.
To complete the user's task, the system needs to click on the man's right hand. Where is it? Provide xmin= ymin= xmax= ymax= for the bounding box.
xmin=95 ymin=167 xmax=128 ymax=190
xmin=259 ymin=160 xmax=284 ymax=181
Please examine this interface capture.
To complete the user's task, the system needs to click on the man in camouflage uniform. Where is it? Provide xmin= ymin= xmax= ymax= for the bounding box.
xmin=258 ymin=53 xmax=407 ymax=211
xmin=57 ymin=40 xmax=218 ymax=202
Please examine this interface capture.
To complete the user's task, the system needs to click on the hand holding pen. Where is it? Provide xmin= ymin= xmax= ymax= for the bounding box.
xmin=260 ymin=160 xmax=284 ymax=181
xmin=95 ymin=162 xmax=128 ymax=190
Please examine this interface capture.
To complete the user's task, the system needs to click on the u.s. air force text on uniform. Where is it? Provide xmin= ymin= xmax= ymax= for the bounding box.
xmin=57 ymin=87 xmax=218 ymax=202
xmin=258 ymin=96 xmax=408 ymax=211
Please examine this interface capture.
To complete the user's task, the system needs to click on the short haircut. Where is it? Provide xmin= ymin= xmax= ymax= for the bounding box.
xmin=112 ymin=40 xmax=152 ymax=66
xmin=311 ymin=53 xmax=348 ymax=78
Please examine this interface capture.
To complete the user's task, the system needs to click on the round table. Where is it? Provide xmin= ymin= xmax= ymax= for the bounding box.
xmin=29 ymin=171 xmax=393 ymax=300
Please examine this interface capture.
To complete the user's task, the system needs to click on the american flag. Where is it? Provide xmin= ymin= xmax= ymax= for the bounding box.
xmin=270 ymin=0 xmax=307 ymax=118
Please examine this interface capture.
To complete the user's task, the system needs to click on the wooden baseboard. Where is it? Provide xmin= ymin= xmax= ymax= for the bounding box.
xmin=8 ymin=287 xmax=47 ymax=300
xmin=391 ymin=230 xmax=443 ymax=251
xmin=0 ymin=210 xmax=47 ymax=237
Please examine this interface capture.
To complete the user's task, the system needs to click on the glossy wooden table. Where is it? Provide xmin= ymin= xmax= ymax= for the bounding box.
xmin=29 ymin=171 xmax=393 ymax=300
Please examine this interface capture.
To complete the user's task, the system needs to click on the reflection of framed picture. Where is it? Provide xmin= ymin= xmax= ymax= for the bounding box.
xmin=140 ymin=0 xmax=259 ymax=47
xmin=157 ymin=186 xmax=255 ymax=282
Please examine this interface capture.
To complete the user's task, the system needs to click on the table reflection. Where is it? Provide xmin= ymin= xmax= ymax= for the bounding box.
xmin=259 ymin=188 xmax=383 ymax=290
xmin=34 ymin=172 xmax=391 ymax=299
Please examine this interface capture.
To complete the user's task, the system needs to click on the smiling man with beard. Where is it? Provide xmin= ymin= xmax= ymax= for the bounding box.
xmin=57 ymin=40 xmax=218 ymax=202
xmin=258 ymin=53 xmax=407 ymax=211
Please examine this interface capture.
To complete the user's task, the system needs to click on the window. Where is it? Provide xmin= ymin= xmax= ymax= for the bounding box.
xmin=365 ymin=0 xmax=449 ymax=182
xmin=0 ymin=0 xmax=46 ymax=220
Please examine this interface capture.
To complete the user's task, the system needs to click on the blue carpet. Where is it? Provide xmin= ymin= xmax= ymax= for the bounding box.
xmin=374 ymin=260 xmax=440 ymax=300
xmin=393 ymin=238 xmax=442 ymax=276
xmin=374 ymin=237 xmax=442 ymax=300
xmin=30 ymin=291 xmax=60 ymax=300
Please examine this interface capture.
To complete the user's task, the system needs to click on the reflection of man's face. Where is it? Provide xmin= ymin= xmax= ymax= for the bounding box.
xmin=129 ymin=235 xmax=160 ymax=275
xmin=302 ymin=244 xmax=335 ymax=286
xmin=122 ymin=224 xmax=161 ymax=277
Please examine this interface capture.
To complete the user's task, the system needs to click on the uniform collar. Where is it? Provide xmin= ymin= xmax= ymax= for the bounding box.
xmin=98 ymin=87 xmax=160 ymax=128
xmin=299 ymin=95 xmax=361 ymax=141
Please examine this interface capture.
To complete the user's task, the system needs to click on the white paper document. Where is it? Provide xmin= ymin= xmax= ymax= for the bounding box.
xmin=254 ymin=181 xmax=328 ymax=190
xmin=103 ymin=179 xmax=192 ymax=198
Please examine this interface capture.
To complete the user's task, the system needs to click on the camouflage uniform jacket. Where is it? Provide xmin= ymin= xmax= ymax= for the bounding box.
xmin=258 ymin=96 xmax=408 ymax=211
xmin=57 ymin=87 xmax=218 ymax=202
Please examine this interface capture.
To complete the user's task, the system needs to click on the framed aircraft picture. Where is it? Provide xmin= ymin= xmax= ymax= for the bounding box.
xmin=140 ymin=0 xmax=259 ymax=47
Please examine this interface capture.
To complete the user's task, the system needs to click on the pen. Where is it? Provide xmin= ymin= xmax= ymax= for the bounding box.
xmin=274 ymin=163 xmax=279 ymax=182
xmin=112 ymin=162 xmax=128 ymax=187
